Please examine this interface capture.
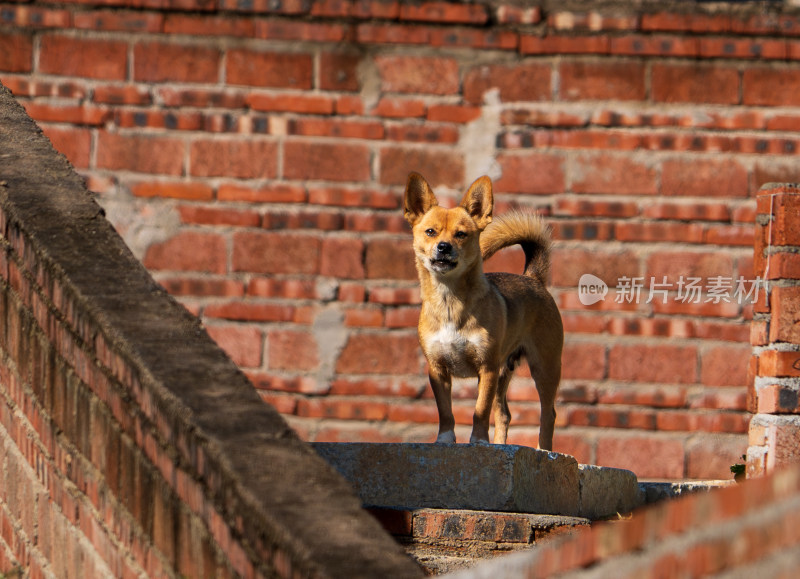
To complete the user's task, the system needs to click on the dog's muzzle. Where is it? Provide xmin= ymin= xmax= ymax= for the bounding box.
xmin=430 ymin=242 xmax=457 ymax=272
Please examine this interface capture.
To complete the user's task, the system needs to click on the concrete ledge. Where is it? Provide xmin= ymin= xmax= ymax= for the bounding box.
xmin=579 ymin=464 xmax=643 ymax=519
xmin=313 ymin=443 xmax=642 ymax=519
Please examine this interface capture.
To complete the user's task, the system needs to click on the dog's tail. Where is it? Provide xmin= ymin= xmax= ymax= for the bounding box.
xmin=480 ymin=211 xmax=552 ymax=285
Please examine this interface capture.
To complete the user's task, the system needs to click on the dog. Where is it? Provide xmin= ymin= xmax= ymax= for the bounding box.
xmin=403 ymin=172 xmax=563 ymax=450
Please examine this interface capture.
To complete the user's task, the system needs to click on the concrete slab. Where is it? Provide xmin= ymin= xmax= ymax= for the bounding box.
xmin=579 ymin=464 xmax=643 ymax=519
xmin=313 ymin=443 xmax=642 ymax=519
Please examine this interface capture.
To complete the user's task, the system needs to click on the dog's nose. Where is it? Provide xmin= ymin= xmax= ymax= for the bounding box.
xmin=437 ymin=241 xmax=452 ymax=254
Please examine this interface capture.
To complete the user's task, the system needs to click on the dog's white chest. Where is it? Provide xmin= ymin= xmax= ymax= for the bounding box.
xmin=424 ymin=323 xmax=484 ymax=377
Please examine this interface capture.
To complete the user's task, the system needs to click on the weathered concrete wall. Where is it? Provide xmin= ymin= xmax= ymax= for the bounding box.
xmin=0 ymin=84 xmax=421 ymax=578
xmin=3 ymin=0 xmax=788 ymax=479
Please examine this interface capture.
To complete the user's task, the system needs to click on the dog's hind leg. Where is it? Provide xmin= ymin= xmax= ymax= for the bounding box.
xmin=531 ymin=362 xmax=560 ymax=451
xmin=429 ymin=369 xmax=457 ymax=443
xmin=492 ymin=366 xmax=513 ymax=444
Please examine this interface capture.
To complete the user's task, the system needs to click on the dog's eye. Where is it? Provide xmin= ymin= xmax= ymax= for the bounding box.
xmin=455 ymin=231 xmax=468 ymax=239
xmin=425 ymin=228 xmax=436 ymax=237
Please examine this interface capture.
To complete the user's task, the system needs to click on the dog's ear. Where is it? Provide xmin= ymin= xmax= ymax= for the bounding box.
xmin=460 ymin=175 xmax=493 ymax=230
xmin=404 ymin=172 xmax=438 ymax=225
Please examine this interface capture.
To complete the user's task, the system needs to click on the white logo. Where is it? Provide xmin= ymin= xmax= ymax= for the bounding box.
xmin=578 ymin=274 xmax=608 ymax=306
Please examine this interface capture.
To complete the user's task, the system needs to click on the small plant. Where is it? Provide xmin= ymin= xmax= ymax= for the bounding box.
xmin=730 ymin=455 xmax=746 ymax=482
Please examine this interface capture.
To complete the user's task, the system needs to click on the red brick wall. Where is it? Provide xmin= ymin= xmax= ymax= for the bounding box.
xmin=4 ymin=0 xmax=792 ymax=479
xmin=748 ymin=183 xmax=800 ymax=477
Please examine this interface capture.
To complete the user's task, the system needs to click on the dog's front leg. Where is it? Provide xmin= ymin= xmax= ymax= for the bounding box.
xmin=429 ymin=369 xmax=456 ymax=443
xmin=470 ymin=368 xmax=499 ymax=443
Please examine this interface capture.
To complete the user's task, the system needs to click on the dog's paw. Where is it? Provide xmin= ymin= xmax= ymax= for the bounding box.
xmin=469 ymin=436 xmax=491 ymax=445
xmin=436 ymin=431 xmax=456 ymax=444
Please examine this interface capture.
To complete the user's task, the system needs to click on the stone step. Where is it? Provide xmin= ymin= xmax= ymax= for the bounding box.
xmin=313 ymin=442 xmax=642 ymax=519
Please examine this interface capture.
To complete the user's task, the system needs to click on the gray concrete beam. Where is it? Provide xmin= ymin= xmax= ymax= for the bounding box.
xmin=313 ymin=443 xmax=643 ymax=519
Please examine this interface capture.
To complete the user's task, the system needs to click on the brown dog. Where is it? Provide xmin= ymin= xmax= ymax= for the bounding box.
xmin=403 ymin=172 xmax=563 ymax=449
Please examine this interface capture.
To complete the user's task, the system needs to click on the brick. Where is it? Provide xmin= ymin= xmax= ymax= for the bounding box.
xmin=569 ymin=153 xmax=658 ymax=195
xmin=226 ymin=49 xmax=313 ymax=89
xmin=130 ymin=182 xmax=214 ymax=201
xmin=143 ymin=232 xmax=227 ymax=274
xmin=700 ymin=344 xmax=750 ymax=387
xmin=595 ymin=435 xmax=685 ymax=479
xmin=262 ymin=209 xmax=344 ymax=231
xmin=371 ymin=97 xmax=427 ymax=118
xmin=159 ymin=277 xmax=244 ymax=298
xmin=308 ymin=186 xmax=399 ymax=209
xmin=248 ymin=93 xmax=334 ymax=115
xmin=233 ymin=231 xmax=320 ymax=275
xmin=770 ymin=286 xmax=800 ymax=344
xmin=189 ymin=139 xmax=278 ymax=179
xmin=164 ymin=14 xmax=255 ymax=37
xmin=41 ymin=126 xmax=91 ymax=169
xmin=247 ymin=278 xmax=317 ymax=300
xmin=133 ymin=42 xmax=220 ymax=83
xmin=559 ymin=61 xmax=645 ymax=101
xmin=610 ymin=35 xmax=699 ymax=58
xmin=494 ymin=152 xmax=565 ymax=195
xmin=428 ymin=28 xmax=518 ymax=51
xmin=399 ymin=2 xmax=487 ymax=24
xmin=764 ymin=192 xmax=800 ymax=246
xmin=463 ymin=62 xmax=551 ymax=105
xmin=96 ymin=132 xmax=185 ymax=176
xmin=284 ymin=141 xmax=371 ymax=183
xmin=336 ymin=333 xmax=421 ymax=375
xmin=549 ymin=248 xmax=639 ymax=289
xmin=39 ymin=35 xmax=128 ymax=81
xmin=759 ymin=349 xmax=800 ymax=378
xmin=374 ymin=55 xmax=459 ymax=95
xmin=0 ymin=33 xmax=33 ymax=73
xmin=385 ymin=307 xmax=420 ymax=328
xmin=744 ymin=67 xmax=800 ymax=106
xmin=368 ymin=287 xmax=420 ymax=305
xmin=205 ymin=302 xmax=296 ymax=323
xmin=206 ymin=325 xmax=263 ymax=368
xmin=319 ymin=52 xmax=361 ymax=92
xmin=652 ymin=64 xmax=739 ymax=105
xmin=320 ymin=237 xmax=365 ymax=279
xmin=73 ymin=9 xmax=164 ymax=32
xmin=386 ymin=123 xmax=459 ymax=144
xmin=661 ymin=158 xmax=748 ymax=198
xmin=378 ymin=147 xmax=464 ymax=187
xmin=254 ymin=19 xmax=352 ymax=43
xmin=642 ymin=201 xmax=730 ymax=222
xmin=645 ymin=251 xmax=735 ymax=286
xmin=298 ymin=398 xmax=390 ymax=421
xmin=288 ymin=118 xmax=384 ymax=140
xmin=561 ymin=341 xmax=606 ymax=380
xmin=555 ymin=198 xmax=639 ymax=219
xmin=365 ymin=238 xmax=417 ymax=280
xmin=520 ymin=34 xmax=610 ymax=56
xmin=609 ymin=343 xmax=698 ymax=384
xmin=268 ymin=330 xmax=319 ymax=371
xmin=345 ymin=307 xmax=385 ymax=328
xmin=614 ymin=222 xmax=705 ymax=244
xmin=218 ymin=183 xmax=307 ymax=204
xmin=157 ymin=87 xmax=246 ymax=109
xmin=356 ymin=22 xmax=432 ymax=46
xmin=425 ymin=104 xmax=481 ymax=124
xmin=93 ymin=84 xmax=152 ymax=106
